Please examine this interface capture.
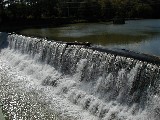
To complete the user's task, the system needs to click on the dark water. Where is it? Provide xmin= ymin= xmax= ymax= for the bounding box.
xmin=20 ymin=19 xmax=160 ymax=56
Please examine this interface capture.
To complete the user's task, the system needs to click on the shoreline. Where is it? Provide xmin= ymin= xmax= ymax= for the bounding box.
xmin=0 ymin=18 xmax=156 ymax=33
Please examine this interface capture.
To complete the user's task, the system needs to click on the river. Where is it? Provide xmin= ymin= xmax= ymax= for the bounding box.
xmin=20 ymin=19 xmax=160 ymax=57
xmin=0 ymin=32 xmax=160 ymax=120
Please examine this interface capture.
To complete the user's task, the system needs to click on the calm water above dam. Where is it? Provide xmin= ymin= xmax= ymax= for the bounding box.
xmin=20 ymin=19 xmax=160 ymax=56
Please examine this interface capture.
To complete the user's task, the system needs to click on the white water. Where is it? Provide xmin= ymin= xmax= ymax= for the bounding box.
xmin=0 ymin=33 xmax=160 ymax=120
xmin=0 ymin=49 xmax=98 ymax=120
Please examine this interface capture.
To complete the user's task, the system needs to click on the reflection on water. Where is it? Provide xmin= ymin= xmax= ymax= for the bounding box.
xmin=106 ymin=35 xmax=160 ymax=56
xmin=20 ymin=19 xmax=160 ymax=56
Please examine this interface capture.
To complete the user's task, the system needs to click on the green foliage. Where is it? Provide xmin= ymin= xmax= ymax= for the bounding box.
xmin=78 ymin=0 xmax=101 ymax=20
xmin=1 ymin=0 xmax=160 ymax=24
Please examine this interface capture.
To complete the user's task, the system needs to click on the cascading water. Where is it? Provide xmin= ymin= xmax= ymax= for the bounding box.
xmin=0 ymin=32 xmax=160 ymax=120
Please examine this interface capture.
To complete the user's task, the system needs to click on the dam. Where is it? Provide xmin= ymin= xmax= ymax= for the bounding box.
xmin=0 ymin=32 xmax=160 ymax=120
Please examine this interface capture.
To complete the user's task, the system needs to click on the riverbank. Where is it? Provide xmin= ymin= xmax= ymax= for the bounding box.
xmin=0 ymin=17 xmax=155 ymax=33
xmin=0 ymin=17 xmax=113 ymax=33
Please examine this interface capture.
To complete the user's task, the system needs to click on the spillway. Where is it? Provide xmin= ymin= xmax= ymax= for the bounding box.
xmin=0 ymin=32 xmax=160 ymax=120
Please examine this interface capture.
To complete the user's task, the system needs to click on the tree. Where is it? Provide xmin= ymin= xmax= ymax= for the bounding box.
xmin=111 ymin=0 xmax=130 ymax=18
xmin=40 ymin=0 xmax=59 ymax=18
xmin=1 ymin=0 xmax=160 ymax=25
xmin=0 ymin=0 xmax=9 ymax=23
xmin=78 ymin=0 xmax=101 ymax=21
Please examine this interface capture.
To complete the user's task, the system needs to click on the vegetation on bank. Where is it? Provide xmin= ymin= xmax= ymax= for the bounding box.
xmin=0 ymin=0 xmax=160 ymax=27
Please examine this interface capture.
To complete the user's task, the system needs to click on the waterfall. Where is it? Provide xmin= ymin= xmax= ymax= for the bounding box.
xmin=0 ymin=32 xmax=160 ymax=120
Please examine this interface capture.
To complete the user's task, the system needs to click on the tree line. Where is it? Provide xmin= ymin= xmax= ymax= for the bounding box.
xmin=0 ymin=0 xmax=160 ymax=24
